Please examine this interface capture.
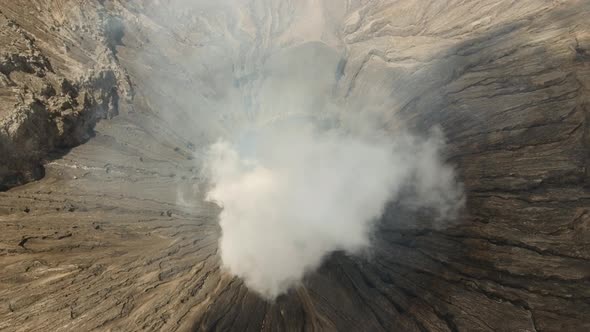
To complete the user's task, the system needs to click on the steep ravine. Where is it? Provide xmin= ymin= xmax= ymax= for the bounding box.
xmin=1 ymin=1 xmax=589 ymax=331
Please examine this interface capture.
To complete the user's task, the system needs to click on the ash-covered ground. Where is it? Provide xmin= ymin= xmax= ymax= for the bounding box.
xmin=1 ymin=1 xmax=590 ymax=331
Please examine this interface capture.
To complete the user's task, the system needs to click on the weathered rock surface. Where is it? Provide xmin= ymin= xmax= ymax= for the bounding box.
xmin=0 ymin=2 xmax=131 ymax=190
xmin=1 ymin=0 xmax=589 ymax=331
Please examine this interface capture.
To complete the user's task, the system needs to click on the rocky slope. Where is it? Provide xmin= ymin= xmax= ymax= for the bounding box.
xmin=0 ymin=1 xmax=131 ymax=190
xmin=1 ymin=0 xmax=589 ymax=331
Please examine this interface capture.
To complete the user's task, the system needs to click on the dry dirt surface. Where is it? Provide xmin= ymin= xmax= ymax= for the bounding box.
xmin=1 ymin=1 xmax=590 ymax=331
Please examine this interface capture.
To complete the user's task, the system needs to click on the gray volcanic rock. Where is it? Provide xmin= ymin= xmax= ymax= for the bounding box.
xmin=1 ymin=1 xmax=590 ymax=331
xmin=0 ymin=4 xmax=130 ymax=190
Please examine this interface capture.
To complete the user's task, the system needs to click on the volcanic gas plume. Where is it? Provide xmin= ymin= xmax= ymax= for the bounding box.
xmin=202 ymin=113 xmax=462 ymax=298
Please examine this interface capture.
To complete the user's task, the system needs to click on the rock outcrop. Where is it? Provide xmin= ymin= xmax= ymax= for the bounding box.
xmin=0 ymin=3 xmax=130 ymax=190
xmin=0 ymin=1 xmax=589 ymax=331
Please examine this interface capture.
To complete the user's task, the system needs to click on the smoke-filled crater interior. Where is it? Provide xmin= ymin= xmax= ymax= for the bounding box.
xmin=1 ymin=1 xmax=589 ymax=331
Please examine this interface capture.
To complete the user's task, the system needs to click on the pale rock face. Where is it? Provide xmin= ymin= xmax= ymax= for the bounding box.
xmin=0 ymin=1 xmax=589 ymax=331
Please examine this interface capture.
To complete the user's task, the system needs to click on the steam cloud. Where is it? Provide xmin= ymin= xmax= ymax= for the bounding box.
xmin=202 ymin=115 xmax=462 ymax=299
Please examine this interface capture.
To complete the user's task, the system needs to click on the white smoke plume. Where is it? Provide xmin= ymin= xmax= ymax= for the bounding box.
xmin=202 ymin=115 xmax=462 ymax=299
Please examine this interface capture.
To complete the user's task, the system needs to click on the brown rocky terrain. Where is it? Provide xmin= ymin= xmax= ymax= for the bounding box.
xmin=0 ymin=1 xmax=132 ymax=190
xmin=1 ymin=0 xmax=589 ymax=331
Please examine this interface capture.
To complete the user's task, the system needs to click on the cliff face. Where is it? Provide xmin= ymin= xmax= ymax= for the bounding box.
xmin=0 ymin=1 xmax=130 ymax=190
xmin=1 ymin=1 xmax=589 ymax=331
